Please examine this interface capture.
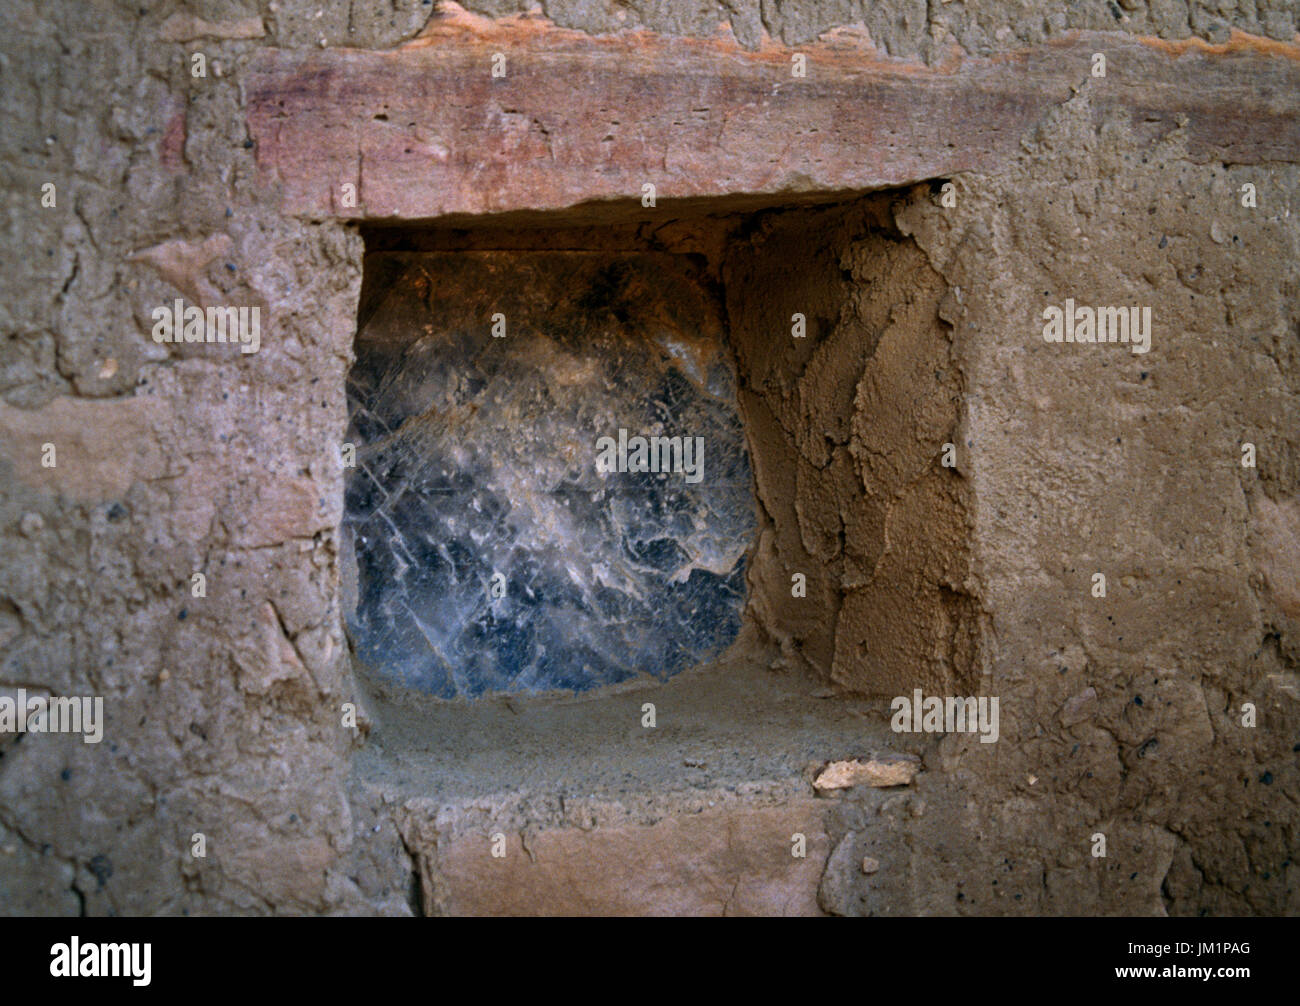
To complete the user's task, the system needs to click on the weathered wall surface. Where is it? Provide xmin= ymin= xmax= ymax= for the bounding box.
xmin=725 ymin=196 xmax=980 ymax=699
xmin=1 ymin=0 xmax=367 ymax=914
xmin=885 ymin=98 xmax=1300 ymax=915
xmin=1 ymin=0 xmax=1297 ymax=915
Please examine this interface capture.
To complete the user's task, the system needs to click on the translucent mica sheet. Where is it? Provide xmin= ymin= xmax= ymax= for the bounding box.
xmin=344 ymin=251 xmax=757 ymax=697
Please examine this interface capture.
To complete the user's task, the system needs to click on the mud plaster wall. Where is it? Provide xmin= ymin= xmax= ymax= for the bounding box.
xmin=0 ymin=0 xmax=1297 ymax=916
xmin=890 ymin=102 xmax=1300 ymax=915
xmin=725 ymin=197 xmax=979 ymax=699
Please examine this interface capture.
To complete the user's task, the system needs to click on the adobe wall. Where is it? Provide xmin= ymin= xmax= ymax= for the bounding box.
xmin=0 ymin=0 xmax=1296 ymax=915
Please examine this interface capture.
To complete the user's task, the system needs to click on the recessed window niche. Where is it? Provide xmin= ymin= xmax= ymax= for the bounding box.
xmin=342 ymin=188 xmax=976 ymax=719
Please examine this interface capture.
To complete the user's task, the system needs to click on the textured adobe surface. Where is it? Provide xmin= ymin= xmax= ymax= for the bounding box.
xmin=723 ymin=195 xmax=979 ymax=698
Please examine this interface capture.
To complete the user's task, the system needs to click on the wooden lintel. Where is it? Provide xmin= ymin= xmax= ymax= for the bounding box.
xmin=244 ymin=9 xmax=1300 ymax=221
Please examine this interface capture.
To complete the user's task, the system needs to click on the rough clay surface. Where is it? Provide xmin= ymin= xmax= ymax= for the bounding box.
xmin=0 ymin=0 xmax=1297 ymax=916
xmin=724 ymin=197 xmax=981 ymax=700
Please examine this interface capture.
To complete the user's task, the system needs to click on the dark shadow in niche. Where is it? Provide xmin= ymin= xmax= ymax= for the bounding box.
xmin=343 ymin=250 xmax=756 ymax=698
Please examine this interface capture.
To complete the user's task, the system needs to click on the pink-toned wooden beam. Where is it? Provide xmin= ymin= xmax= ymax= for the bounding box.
xmin=244 ymin=7 xmax=1300 ymax=221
